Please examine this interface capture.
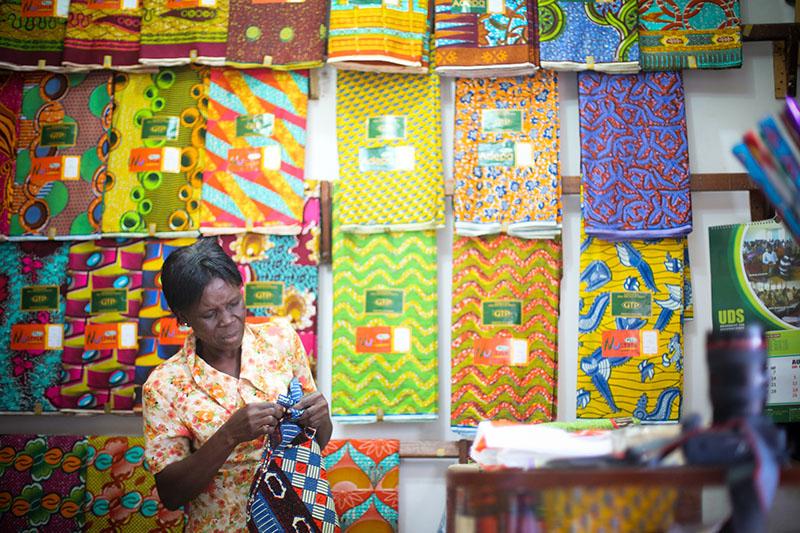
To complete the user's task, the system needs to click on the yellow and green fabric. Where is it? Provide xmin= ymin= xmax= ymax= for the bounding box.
xmin=0 ymin=0 xmax=67 ymax=70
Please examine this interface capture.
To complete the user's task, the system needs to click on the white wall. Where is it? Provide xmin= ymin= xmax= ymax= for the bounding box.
xmin=0 ymin=2 xmax=794 ymax=531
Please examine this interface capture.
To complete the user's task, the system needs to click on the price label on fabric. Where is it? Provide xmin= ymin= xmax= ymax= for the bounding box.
xmin=166 ymin=0 xmax=217 ymax=7
xmin=451 ymin=0 xmax=486 ymax=14
xmin=236 ymin=113 xmax=275 ymax=138
xmin=20 ymin=285 xmax=60 ymax=311
xmin=157 ymin=317 xmax=191 ymax=346
xmin=766 ymin=330 xmax=800 ymax=409
xmin=228 ymin=146 xmax=282 ymax=172
xmin=129 ymin=147 xmax=181 ymax=173
xmin=85 ymin=322 xmax=138 ymax=350
xmin=355 ymin=326 xmax=411 ymax=354
xmin=21 ymin=0 xmax=70 ymax=17
xmin=358 ymin=146 xmax=415 ymax=172
xmin=40 ymin=123 xmax=77 ymax=147
xmin=481 ymin=300 xmax=522 ymax=326
xmin=30 ymin=156 xmax=80 ymax=182
xmin=611 ymin=292 xmax=652 ymax=318
xmin=481 ymin=109 xmax=523 ymax=133
xmin=90 ymin=289 xmax=128 ymax=314
xmin=364 ymin=289 xmax=404 ymax=314
xmin=88 ymin=0 xmax=139 ymax=9
xmin=366 ymin=116 xmax=406 ymax=140
xmin=245 ymin=282 xmax=284 ymax=307
xmin=474 ymin=337 xmax=528 ymax=366
xmin=141 ymin=116 xmax=180 ymax=141
xmin=601 ymin=330 xmax=658 ymax=357
xmin=487 ymin=0 xmax=504 ymax=13
xmin=10 ymin=324 xmax=64 ymax=351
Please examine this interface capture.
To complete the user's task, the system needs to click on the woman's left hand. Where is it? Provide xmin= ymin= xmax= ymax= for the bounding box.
xmin=294 ymin=391 xmax=330 ymax=431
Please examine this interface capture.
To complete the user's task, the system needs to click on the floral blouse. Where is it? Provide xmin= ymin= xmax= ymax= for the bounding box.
xmin=142 ymin=319 xmax=316 ymax=532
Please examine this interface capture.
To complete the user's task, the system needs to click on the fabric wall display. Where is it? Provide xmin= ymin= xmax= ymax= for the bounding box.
xmin=453 ymin=74 xmax=561 ymax=238
xmin=47 ymin=238 xmax=145 ymax=411
xmin=327 ymin=0 xmax=429 ymax=73
xmin=323 ymin=439 xmax=399 ymax=532
xmin=0 ymin=241 xmax=69 ymax=412
xmin=578 ymin=71 xmax=691 ymax=240
xmin=0 ymin=434 xmax=88 ymax=532
xmin=84 ymin=436 xmax=185 ymax=532
xmin=226 ymin=0 xmax=328 ymax=69
xmin=433 ymin=0 xmax=539 ymax=77
xmin=10 ymin=71 xmax=113 ymax=238
xmin=577 ymin=229 xmax=688 ymax=421
xmin=0 ymin=72 xmax=22 ymax=236
xmin=201 ymin=68 xmax=307 ymax=235
xmin=103 ymin=68 xmax=207 ymax=235
xmin=138 ymin=0 xmax=228 ymax=66
xmin=537 ymin=0 xmax=640 ymax=72
xmin=0 ymin=0 xmax=67 ymax=70
xmin=638 ymin=0 xmax=741 ymax=71
xmin=331 ymin=227 xmax=438 ymax=422
xmin=451 ymin=235 xmax=561 ymax=435
xmin=62 ymin=0 xmax=143 ymax=69
xmin=335 ymin=71 xmax=445 ymax=232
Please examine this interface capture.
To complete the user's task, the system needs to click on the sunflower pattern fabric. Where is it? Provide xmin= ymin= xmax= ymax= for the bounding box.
xmin=103 ymin=68 xmax=207 ymax=235
xmin=638 ymin=0 xmax=742 ymax=71
xmin=0 ymin=72 xmax=22 ymax=236
xmin=335 ymin=71 xmax=445 ymax=232
xmin=0 ymin=0 xmax=67 ymax=70
xmin=538 ymin=0 xmax=640 ymax=72
xmin=323 ymin=439 xmax=399 ymax=532
xmin=62 ymin=0 xmax=143 ymax=69
xmin=0 ymin=434 xmax=88 ymax=532
xmin=451 ymin=235 xmax=561 ymax=435
xmin=577 ymin=228 xmax=688 ymax=422
xmin=578 ymin=71 xmax=691 ymax=240
xmin=11 ymin=72 xmax=113 ymax=238
xmin=201 ymin=68 xmax=307 ymax=235
xmin=332 ymin=225 xmax=438 ymax=422
xmin=453 ymin=74 xmax=561 ymax=238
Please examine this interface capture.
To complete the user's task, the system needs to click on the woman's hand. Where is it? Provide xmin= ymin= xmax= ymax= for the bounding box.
xmin=221 ymin=402 xmax=286 ymax=446
xmin=294 ymin=392 xmax=333 ymax=448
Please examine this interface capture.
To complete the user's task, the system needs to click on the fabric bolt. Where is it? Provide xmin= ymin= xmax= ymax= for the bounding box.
xmin=0 ymin=241 xmax=69 ymax=412
xmin=327 ymin=0 xmax=429 ymax=73
xmin=0 ymin=434 xmax=88 ymax=532
xmin=0 ymin=71 xmax=22 ymax=236
xmin=336 ymin=71 xmax=445 ymax=232
xmin=433 ymin=0 xmax=539 ymax=77
xmin=11 ymin=72 xmax=113 ymax=238
xmin=451 ymin=235 xmax=561 ymax=435
xmin=0 ymin=0 xmax=67 ymax=70
xmin=638 ymin=0 xmax=741 ymax=71
xmin=139 ymin=0 xmax=228 ymax=66
xmin=577 ymin=228 xmax=688 ymax=421
xmin=201 ymin=68 xmax=307 ymax=235
xmin=226 ymin=0 xmax=328 ymax=69
xmin=331 ymin=226 xmax=438 ymax=422
xmin=538 ymin=0 xmax=640 ymax=72
xmin=323 ymin=440 xmax=399 ymax=532
xmin=47 ymin=238 xmax=145 ymax=411
xmin=62 ymin=0 xmax=143 ymax=69
xmin=453 ymin=74 xmax=561 ymax=238
xmin=579 ymin=71 xmax=691 ymax=240
xmin=84 ymin=436 xmax=185 ymax=532
xmin=103 ymin=68 xmax=207 ymax=235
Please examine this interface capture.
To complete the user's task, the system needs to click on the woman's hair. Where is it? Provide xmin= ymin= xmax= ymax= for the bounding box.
xmin=160 ymin=238 xmax=243 ymax=315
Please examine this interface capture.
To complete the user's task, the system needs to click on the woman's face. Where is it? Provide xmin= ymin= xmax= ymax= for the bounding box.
xmin=179 ymin=278 xmax=246 ymax=355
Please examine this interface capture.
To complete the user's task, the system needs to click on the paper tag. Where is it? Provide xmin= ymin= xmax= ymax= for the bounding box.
xmin=383 ymin=0 xmax=400 ymax=5
xmin=118 ymin=323 xmax=138 ymax=349
xmin=141 ymin=116 xmax=180 ymax=141
xmin=482 ymin=109 xmax=522 ymax=133
xmin=40 ymin=123 xmax=77 ymax=147
xmin=85 ymin=322 xmax=138 ymax=350
xmin=510 ymin=339 xmax=528 ymax=365
xmin=450 ymin=0 xmax=486 ymax=14
xmin=89 ymin=0 xmax=139 ymax=9
xmin=514 ymin=142 xmax=534 ymax=168
xmin=359 ymin=146 xmax=415 ymax=172
xmin=392 ymin=327 xmax=411 ymax=353
xmin=487 ymin=0 xmax=504 ymax=14
xmin=11 ymin=324 xmax=64 ymax=350
xmin=157 ymin=317 xmax=191 ymax=346
xmin=20 ymin=285 xmax=60 ymax=311
xmin=355 ymin=326 xmax=410 ymax=354
xmin=611 ymin=292 xmax=653 ymax=318
xmin=21 ymin=0 xmax=70 ymax=17
xmin=365 ymin=289 xmax=404 ymax=314
xmin=236 ymin=113 xmax=274 ymax=138
xmin=262 ymin=144 xmax=282 ymax=171
xmin=62 ymin=156 xmax=80 ymax=180
xmin=482 ymin=300 xmax=522 ymax=326
xmin=166 ymin=0 xmax=216 ymax=7
xmin=228 ymin=146 xmax=281 ymax=172
xmin=121 ymin=0 xmax=140 ymax=8
xmin=474 ymin=337 xmax=527 ymax=366
xmin=602 ymin=330 xmax=643 ymax=358
xmin=129 ymin=147 xmax=181 ymax=173
xmin=366 ymin=116 xmax=406 ymax=141
xmin=90 ymin=289 xmax=128 ymax=314
xmin=641 ymin=330 xmax=658 ymax=356
xmin=31 ymin=155 xmax=81 ymax=183
xmin=245 ymin=282 xmax=284 ymax=307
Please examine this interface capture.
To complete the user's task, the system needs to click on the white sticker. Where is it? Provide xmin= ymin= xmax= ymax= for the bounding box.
xmin=510 ymin=339 xmax=528 ymax=365
xmin=55 ymin=0 xmax=70 ymax=17
xmin=199 ymin=0 xmax=217 ymax=5
xmin=392 ymin=327 xmax=411 ymax=353
xmin=514 ymin=142 xmax=534 ymax=168
xmin=121 ymin=0 xmax=139 ymax=8
xmin=384 ymin=0 xmax=400 ymax=5
xmin=642 ymin=330 xmax=659 ymax=355
xmin=395 ymin=146 xmax=416 ymax=172
xmin=161 ymin=147 xmax=181 ymax=174
xmin=487 ymin=0 xmax=504 ymax=13
xmin=62 ymin=156 xmax=80 ymax=180
xmin=262 ymin=145 xmax=282 ymax=171
xmin=118 ymin=323 xmax=138 ymax=349
xmin=45 ymin=325 xmax=64 ymax=350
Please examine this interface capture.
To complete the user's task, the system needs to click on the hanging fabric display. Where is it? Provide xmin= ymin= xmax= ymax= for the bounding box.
xmin=10 ymin=72 xmax=113 ymax=238
xmin=538 ymin=0 xmax=640 ymax=72
xmin=579 ymin=71 xmax=691 ymax=240
xmin=335 ymin=71 xmax=445 ymax=232
xmin=323 ymin=439 xmax=400 ymax=532
xmin=453 ymin=74 xmax=561 ymax=238
xmin=62 ymin=0 xmax=143 ymax=69
xmin=638 ymin=0 xmax=742 ymax=71
xmin=0 ymin=241 xmax=69 ymax=412
xmin=102 ymin=68 xmax=207 ymax=235
xmin=433 ymin=0 xmax=539 ymax=77
xmin=0 ymin=0 xmax=68 ymax=70
xmin=0 ymin=71 xmax=22 ymax=236
xmin=576 ymin=227 xmax=688 ymax=422
xmin=201 ymin=68 xmax=307 ymax=235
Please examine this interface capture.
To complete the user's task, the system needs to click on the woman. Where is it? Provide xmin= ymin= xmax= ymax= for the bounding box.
xmin=142 ymin=238 xmax=332 ymax=532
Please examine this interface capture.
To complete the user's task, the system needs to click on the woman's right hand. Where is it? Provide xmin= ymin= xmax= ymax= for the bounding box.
xmin=221 ymin=402 xmax=286 ymax=446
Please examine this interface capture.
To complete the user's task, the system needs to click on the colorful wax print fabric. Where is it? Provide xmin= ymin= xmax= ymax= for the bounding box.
xmin=328 ymin=0 xmax=429 ymax=73
xmin=0 ymin=242 xmax=69 ymax=412
xmin=84 ymin=436 xmax=185 ymax=532
xmin=323 ymin=440 xmax=399 ymax=532
xmin=48 ymin=238 xmax=145 ymax=411
xmin=578 ymin=71 xmax=691 ymax=240
xmin=226 ymin=0 xmax=328 ymax=69
xmin=638 ymin=0 xmax=741 ymax=70
xmin=138 ymin=0 xmax=228 ymax=66
xmin=0 ymin=435 xmax=88 ymax=532
xmin=433 ymin=0 xmax=539 ymax=77
xmin=453 ymin=74 xmax=561 ymax=238
xmin=332 ymin=227 xmax=438 ymax=422
xmin=11 ymin=72 xmax=113 ymax=238
xmin=538 ymin=0 xmax=640 ymax=72
xmin=577 ymin=229 xmax=688 ymax=422
xmin=451 ymin=235 xmax=561 ymax=435
xmin=0 ymin=71 xmax=22 ymax=236
xmin=62 ymin=0 xmax=143 ymax=69
xmin=201 ymin=68 xmax=307 ymax=235
xmin=0 ymin=0 xmax=67 ymax=70
xmin=336 ymin=71 xmax=445 ymax=232
xmin=103 ymin=68 xmax=207 ymax=235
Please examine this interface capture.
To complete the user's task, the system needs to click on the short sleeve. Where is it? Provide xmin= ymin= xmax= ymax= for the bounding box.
xmin=142 ymin=380 xmax=192 ymax=475
xmin=287 ymin=323 xmax=316 ymax=393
